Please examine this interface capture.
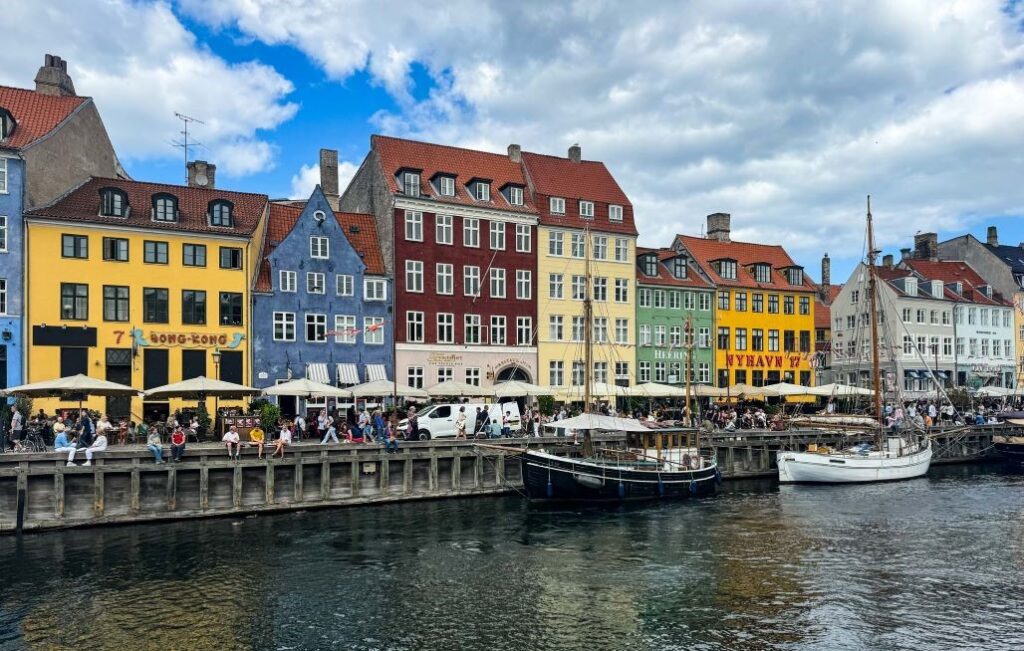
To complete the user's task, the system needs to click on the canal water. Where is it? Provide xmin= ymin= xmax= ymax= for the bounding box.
xmin=1 ymin=463 xmax=1021 ymax=651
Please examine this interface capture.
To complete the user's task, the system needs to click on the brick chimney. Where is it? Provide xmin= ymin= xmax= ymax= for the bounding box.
xmin=186 ymin=160 xmax=216 ymax=188
xmin=568 ymin=143 xmax=581 ymax=163
xmin=818 ymin=253 xmax=831 ymax=303
xmin=900 ymin=247 xmax=912 ymax=261
xmin=987 ymin=225 xmax=998 ymax=247
xmin=320 ymin=148 xmax=339 ymax=209
xmin=507 ymin=143 xmax=521 ymax=163
xmin=706 ymin=213 xmax=731 ymax=243
xmin=914 ymin=232 xmax=938 ymax=261
xmin=882 ymin=254 xmax=894 ymax=268
xmin=34 ymin=54 xmax=76 ymax=97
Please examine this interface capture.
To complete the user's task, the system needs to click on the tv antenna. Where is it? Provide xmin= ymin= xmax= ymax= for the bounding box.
xmin=171 ymin=112 xmax=204 ymax=184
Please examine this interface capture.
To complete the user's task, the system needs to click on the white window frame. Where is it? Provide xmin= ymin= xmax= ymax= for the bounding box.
xmin=406 ymin=311 xmax=425 ymax=343
xmin=549 ymin=315 xmax=564 ymax=341
xmin=437 ymin=313 xmax=455 ymax=344
xmin=404 ymin=211 xmax=423 ymax=241
xmin=509 ymin=186 xmax=524 ymax=206
xmin=593 ymin=235 xmax=607 ymax=260
xmin=465 ymin=367 xmax=481 ymax=386
xmin=571 ymin=233 xmax=585 ymax=258
xmin=615 ymin=318 xmax=628 ymax=344
xmin=273 ymin=311 xmax=295 ymax=341
xmin=474 ymin=182 xmax=490 ymax=201
xmin=334 ymin=314 xmax=357 ymax=344
xmin=438 ymin=176 xmax=455 ymax=196
xmin=405 ymin=260 xmax=424 ymax=293
xmin=310 ymin=236 xmax=329 ymax=259
xmin=403 ymin=172 xmax=420 ymax=197
xmin=306 ymin=272 xmax=325 ymax=295
xmin=614 ymin=278 xmax=629 ymax=303
xmin=305 ymin=313 xmax=327 ymax=343
xmin=490 ymin=267 xmax=506 ymax=299
xmin=517 ymin=317 xmax=532 ymax=346
xmin=464 ymin=266 xmax=480 ymax=298
xmin=364 ymin=317 xmax=384 ymax=345
xmin=279 ymin=270 xmax=297 ymax=293
xmin=0 ymin=216 xmax=6 ymax=252
xmin=490 ymin=315 xmax=507 ymax=345
xmin=490 ymin=221 xmax=505 ymax=250
xmin=407 ymin=366 xmax=424 ymax=389
xmin=364 ymin=278 xmax=387 ymax=301
xmin=614 ymin=238 xmax=628 ymax=262
xmin=435 ymin=214 xmax=453 ymax=245
xmin=465 ymin=314 xmax=481 ymax=344
xmin=579 ymin=200 xmax=595 ymax=218
xmin=516 ymin=269 xmax=532 ymax=300
xmin=609 ymin=204 xmax=623 ymax=222
xmin=549 ymin=196 xmax=565 ymax=214
xmin=336 ymin=274 xmax=354 ymax=296
xmin=0 ymin=159 xmax=6 ymax=194
xmin=515 ymin=224 xmax=531 ymax=252
xmin=548 ymin=231 xmax=564 ymax=256
xmin=463 ymin=218 xmax=480 ymax=247
xmin=549 ymin=273 xmax=564 ymax=299
xmin=436 ymin=263 xmax=454 ymax=295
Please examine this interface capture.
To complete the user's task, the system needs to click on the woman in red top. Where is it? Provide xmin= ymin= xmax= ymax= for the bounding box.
xmin=170 ymin=426 xmax=187 ymax=462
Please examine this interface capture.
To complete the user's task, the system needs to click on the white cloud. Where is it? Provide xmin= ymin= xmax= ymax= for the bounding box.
xmin=0 ymin=0 xmax=297 ymax=177
xmin=289 ymin=160 xmax=358 ymax=200
xmin=172 ymin=1 xmax=1024 ymax=276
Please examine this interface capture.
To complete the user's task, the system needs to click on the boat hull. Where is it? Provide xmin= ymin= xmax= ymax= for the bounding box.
xmin=777 ymin=440 xmax=932 ymax=483
xmin=521 ymin=451 xmax=719 ymax=502
xmin=993 ymin=437 xmax=1024 ymax=463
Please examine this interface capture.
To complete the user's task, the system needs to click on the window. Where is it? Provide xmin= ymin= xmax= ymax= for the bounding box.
xmin=334 ymin=315 xmax=356 ymax=344
xmin=516 ymin=270 xmax=532 ymax=299
xmin=672 ymin=257 xmax=687 ymax=279
xmin=615 ymin=278 xmax=629 ymax=303
xmin=60 ymin=283 xmax=88 ymax=320
xmin=768 ymin=294 xmax=779 ymax=314
xmin=509 ymin=186 xmax=524 ymax=206
xmin=438 ymin=176 xmax=455 ymax=196
xmin=800 ymin=330 xmax=811 ymax=353
xmin=684 ymin=291 xmax=695 ymax=310
xmin=436 ymin=214 xmax=453 ymax=244
xmin=517 ymin=317 xmax=532 ymax=345
xmin=572 ymin=316 xmax=585 ymax=342
xmin=571 ymin=233 xmax=585 ymax=258
xmin=639 ymin=361 xmax=651 ymax=383
xmin=968 ymin=308 xmax=977 ymax=325
xmin=615 ymin=318 xmax=629 ymax=344
xmin=516 ymin=224 xmax=531 ymax=252
xmin=490 ymin=268 xmax=506 ymax=298
xmin=405 ymin=260 xmax=423 ymax=293
xmin=698 ymin=327 xmax=711 ymax=348
xmin=491 ymin=316 xmax=507 ymax=345
xmin=273 ymin=312 xmax=295 ymax=341
xmin=638 ymin=288 xmax=651 ymax=307
xmin=436 ymin=263 xmax=454 ymax=295
xmin=639 ymin=324 xmax=651 ymax=346
xmin=548 ymin=195 xmax=567 ymax=215
xmin=717 ymin=327 xmax=730 ymax=350
xmin=152 ymin=194 xmax=178 ymax=221
xmin=800 ymin=296 xmax=810 ymax=315
xmin=220 ymin=247 xmax=242 ymax=269
xmin=364 ymin=317 xmax=384 ymax=345
xmin=406 ymin=311 xmax=424 ymax=343
xmin=437 ymin=313 xmax=454 ymax=344
xmin=336 ymin=274 xmax=354 ymax=296
xmin=579 ymin=200 xmax=594 ymax=218
xmin=208 ymin=200 xmax=232 ymax=227
xmin=465 ymin=315 xmax=481 ymax=344
xmin=0 ymin=159 xmax=6 ymax=193
xmin=718 ymin=260 xmax=737 ymax=279
xmin=310 ymin=236 xmax=329 ymax=259
xmin=474 ymin=181 xmax=490 ymax=201
xmin=407 ymin=367 xmax=424 ymax=389
xmin=307 ymin=272 xmax=325 ymax=294
xmin=572 ymin=275 xmax=586 ymax=301
xmin=490 ymin=221 xmax=505 ymax=250
xmin=654 ymin=290 xmax=666 ymax=308
xmin=594 ymin=361 xmax=608 ymax=384
xmin=549 ymin=360 xmax=564 ymax=386
xmin=143 ymin=288 xmax=168 ymax=323
xmin=405 ymin=211 xmax=423 ymax=241
xmin=102 ymin=286 xmax=129 ymax=321
xmin=641 ymin=255 xmax=657 ymax=277
xmin=102 ymin=237 xmax=128 ymax=262
xmin=735 ymin=292 xmax=747 ymax=312
xmin=279 ymin=270 xmax=296 ymax=292
xmin=463 ymin=218 xmax=480 ymax=247
xmin=182 ymin=290 xmax=207 ymax=325
xmin=62 ymin=234 xmax=88 ymax=259
xmin=144 ymin=240 xmax=168 ymax=264
xmin=787 ymin=268 xmax=804 ymax=286
xmin=763 ymin=329 xmax=777 ymax=352
xmin=654 ymin=362 xmax=666 ymax=383
xmin=593 ymin=277 xmax=607 ymax=302
xmin=549 ymin=273 xmax=564 ymax=299
xmin=784 ymin=330 xmax=795 ymax=352
xmin=437 ymin=367 xmax=454 ymax=384
xmin=364 ymin=278 xmax=387 ymax=301
xmin=402 ymin=172 xmax=420 ymax=197
xmin=304 ymin=313 xmax=327 ymax=343
xmin=100 ymin=189 xmax=128 ymax=217
xmin=699 ymin=293 xmax=711 ymax=311
xmin=220 ymin=292 xmax=243 ymax=326
xmin=549 ymin=315 xmax=564 ymax=341
xmin=735 ymin=328 xmax=747 ymax=351
xmin=464 ymin=266 xmax=480 ymax=297
xmin=784 ymin=295 xmax=794 ymax=314
xmin=183 ymin=244 xmax=207 ymax=267
xmin=956 ymin=337 xmax=965 ymax=356
xmin=718 ymin=290 xmax=730 ymax=310
xmin=752 ymin=328 xmax=764 ymax=351
xmin=465 ymin=367 xmax=480 ymax=386
xmin=615 ymin=238 xmax=629 ymax=262
xmin=752 ymin=264 xmax=771 ymax=283
xmin=593 ymin=236 xmax=607 ymax=260
xmin=609 ymin=204 xmax=623 ymax=222
xmin=549 ymin=231 xmax=564 ymax=256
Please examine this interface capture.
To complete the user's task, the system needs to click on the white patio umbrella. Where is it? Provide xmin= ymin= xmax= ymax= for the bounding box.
xmin=426 ymin=380 xmax=494 ymax=398
xmin=544 ymin=413 xmax=649 ymax=432
xmin=761 ymin=382 xmax=815 ymax=397
xmin=143 ymin=376 xmax=260 ymax=400
xmin=725 ymin=383 xmax=768 ymax=400
xmin=625 ymin=382 xmax=687 ymax=398
xmin=492 ymin=380 xmax=555 ymax=398
xmin=807 ymin=383 xmax=875 ymax=397
xmin=347 ymin=379 xmax=430 ymax=400
xmin=691 ymin=384 xmax=729 ymax=398
xmin=2 ymin=374 xmax=140 ymax=398
xmin=557 ymin=382 xmax=628 ymax=400
xmin=262 ymin=378 xmax=352 ymax=400
xmin=975 ymin=386 xmax=1010 ymax=398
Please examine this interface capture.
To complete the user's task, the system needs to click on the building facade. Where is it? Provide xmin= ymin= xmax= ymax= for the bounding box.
xmin=0 ymin=54 xmax=120 ymax=393
xmin=635 ymin=247 xmax=715 ymax=386
xmin=341 ymin=136 xmax=538 ymax=389
xmin=252 ymin=183 xmax=391 ymax=415
xmin=674 ymin=214 xmax=817 ymax=389
xmin=25 ymin=175 xmax=268 ymax=420
xmin=522 ymin=146 xmax=638 ymax=398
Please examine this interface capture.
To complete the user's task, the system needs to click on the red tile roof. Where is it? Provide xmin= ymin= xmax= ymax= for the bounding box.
xmin=521 ymin=150 xmax=637 ymax=236
xmin=0 ymin=85 xmax=87 ymax=151
xmin=814 ymin=299 xmax=831 ymax=329
xmin=636 ymin=247 xmax=712 ymax=289
xmin=255 ymin=202 xmax=385 ymax=292
xmin=675 ymin=235 xmax=816 ymax=292
xmin=27 ymin=177 xmax=268 ymax=236
xmin=902 ymin=259 xmax=1008 ymax=305
xmin=371 ymin=135 xmax=537 ymax=214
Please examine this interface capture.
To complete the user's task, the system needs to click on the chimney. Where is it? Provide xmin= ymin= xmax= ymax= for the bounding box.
xmin=821 ymin=253 xmax=831 ymax=287
xmin=914 ymin=232 xmax=938 ymax=261
xmin=706 ymin=213 xmax=731 ymax=243
xmin=568 ymin=143 xmax=581 ymax=164
xmin=186 ymin=160 xmax=216 ymax=188
xmin=900 ymin=247 xmax=912 ymax=261
xmin=507 ymin=143 xmax=522 ymax=163
xmin=987 ymin=226 xmax=998 ymax=247
xmin=34 ymin=54 xmax=76 ymax=97
xmin=320 ymin=148 xmax=339 ymax=209
xmin=882 ymin=254 xmax=894 ymax=268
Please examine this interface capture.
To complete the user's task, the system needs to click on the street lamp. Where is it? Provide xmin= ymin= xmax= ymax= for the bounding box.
xmin=212 ymin=348 xmax=222 ymax=434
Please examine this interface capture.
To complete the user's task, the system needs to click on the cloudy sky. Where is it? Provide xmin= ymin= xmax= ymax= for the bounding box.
xmin=3 ymin=0 xmax=1023 ymax=282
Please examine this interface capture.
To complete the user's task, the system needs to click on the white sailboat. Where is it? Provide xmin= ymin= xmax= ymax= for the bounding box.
xmin=777 ymin=197 xmax=932 ymax=483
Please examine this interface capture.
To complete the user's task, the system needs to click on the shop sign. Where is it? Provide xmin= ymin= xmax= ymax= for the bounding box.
xmin=725 ymin=354 xmax=804 ymax=369
xmin=427 ymin=352 xmax=463 ymax=366
xmin=115 ymin=328 xmax=245 ymax=349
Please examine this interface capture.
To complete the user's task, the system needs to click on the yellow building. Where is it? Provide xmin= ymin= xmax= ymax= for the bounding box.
xmin=521 ymin=147 xmax=638 ymax=397
xmin=24 ymin=170 xmax=269 ymax=421
xmin=673 ymin=214 xmax=816 ymax=390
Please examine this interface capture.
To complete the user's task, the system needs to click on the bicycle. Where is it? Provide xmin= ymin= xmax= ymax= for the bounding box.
xmin=12 ymin=431 xmax=46 ymax=453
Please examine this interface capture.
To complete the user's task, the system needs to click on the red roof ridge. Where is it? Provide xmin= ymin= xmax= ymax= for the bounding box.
xmin=371 ymin=134 xmax=515 ymax=162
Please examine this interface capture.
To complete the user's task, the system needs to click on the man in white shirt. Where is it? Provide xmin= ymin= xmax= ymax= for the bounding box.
xmin=69 ymin=432 xmax=108 ymax=466
xmin=294 ymin=414 xmax=306 ymax=441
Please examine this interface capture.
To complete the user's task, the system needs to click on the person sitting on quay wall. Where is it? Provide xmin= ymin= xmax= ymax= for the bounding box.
xmin=373 ymin=409 xmax=386 ymax=443
xmin=223 ymin=425 xmax=241 ymax=460
xmin=273 ymin=422 xmax=292 ymax=458
xmin=321 ymin=419 xmax=339 ymax=444
xmin=144 ymin=422 xmax=164 ymax=464
xmin=53 ymin=425 xmax=75 ymax=458
xmin=358 ymin=407 xmax=372 ymax=442
xmin=69 ymin=430 xmax=108 ymax=466
xmin=345 ymin=421 xmax=364 ymax=444
xmin=405 ymin=407 xmax=418 ymax=441
xmin=383 ymin=419 xmax=399 ymax=454
xmin=249 ymin=424 xmax=266 ymax=460
xmin=170 ymin=426 xmax=187 ymax=462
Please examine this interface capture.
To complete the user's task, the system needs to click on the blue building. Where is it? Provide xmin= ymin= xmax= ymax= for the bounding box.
xmin=0 ymin=55 xmax=120 ymax=392
xmin=252 ymin=184 xmax=392 ymax=416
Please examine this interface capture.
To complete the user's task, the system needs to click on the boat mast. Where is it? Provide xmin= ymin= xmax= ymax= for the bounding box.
xmin=685 ymin=314 xmax=697 ymax=451
xmin=582 ymin=226 xmax=595 ymax=457
xmin=866 ymin=195 xmax=884 ymax=446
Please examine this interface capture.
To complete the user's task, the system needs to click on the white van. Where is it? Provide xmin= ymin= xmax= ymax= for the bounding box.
xmin=399 ymin=402 xmax=522 ymax=440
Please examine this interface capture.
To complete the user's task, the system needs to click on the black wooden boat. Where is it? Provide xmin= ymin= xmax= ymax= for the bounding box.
xmin=993 ymin=434 xmax=1024 ymax=463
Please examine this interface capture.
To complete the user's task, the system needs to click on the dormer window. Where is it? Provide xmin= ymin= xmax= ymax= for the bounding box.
xmin=508 ymin=186 xmax=524 ymax=206
xmin=753 ymin=263 xmax=772 ymax=283
xmin=0 ymin=108 xmax=15 ymax=140
xmin=609 ymin=205 xmax=623 ymax=222
xmin=473 ymin=181 xmax=490 ymax=201
xmin=672 ymin=256 xmax=687 ymax=279
xmin=550 ymin=197 xmax=566 ymax=214
xmin=209 ymin=200 xmax=233 ymax=227
xmin=437 ymin=175 xmax=455 ymax=197
xmin=950 ymin=281 xmax=963 ymax=295
xmin=641 ymin=254 xmax=658 ymax=277
xmin=786 ymin=267 xmax=804 ymax=286
xmin=579 ymin=200 xmax=594 ymax=219
xmin=905 ymin=277 xmax=918 ymax=297
xmin=152 ymin=193 xmax=178 ymax=222
xmin=716 ymin=259 xmax=737 ymax=280
xmin=100 ymin=188 xmax=129 ymax=217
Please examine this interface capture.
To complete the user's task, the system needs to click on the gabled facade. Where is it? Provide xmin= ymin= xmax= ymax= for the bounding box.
xmin=252 ymin=185 xmax=391 ymax=416
xmin=674 ymin=213 xmax=817 ymax=389
xmin=522 ymin=145 xmax=638 ymax=397
xmin=635 ymin=247 xmax=715 ymax=386
xmin=341 ymin=136 xmax=538 ymax=389
xmin=0 ymin=54 xmax=121 ymax=393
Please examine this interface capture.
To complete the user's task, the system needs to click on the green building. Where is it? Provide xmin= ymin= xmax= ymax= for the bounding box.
xmin=635 ymin=247 xmax=716 ymax=386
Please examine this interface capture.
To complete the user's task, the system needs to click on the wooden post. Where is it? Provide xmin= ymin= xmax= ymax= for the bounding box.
xmin=54 ymin=466 xmax=65 ymax=519
xmin=320 ymin=455 xmax=330 ymax=501
xmin=166 ymin=467 xmax=177 ymax=511
xmin=452 ymin=455 xmax=461 ymax=492
xmin=429 ymin=453 xmax=439 ymax=492
xmin=495 ymin=455 xmax=505 ymax=487
xmin=474 ymin=453 xmax=482 ymax=488
xmin=232 ymin=465 xmax=243 ymax=508
xmin=379 ymin=454 xmax=389 ymax=495
xmin=15 ymin=462 xmax=27 ymax=532
xmin=293 ymin=454 xmax=303 ymax=503
xmin=93 ymin=467 xmax=105 ymax=517
xmin=199 ymin=464 xmax=209 ymax=511
xmin=403 ymin=458 xmax=413 ymax=495
xmin=130 ymin=459 xmax=141 ymax=514
xmin=265 ymin=462 xmax=275 ymax=504
xmin=350 ymin=461 xmax=360 ymax=497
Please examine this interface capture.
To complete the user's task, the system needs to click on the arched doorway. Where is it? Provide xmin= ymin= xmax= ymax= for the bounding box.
xmin=495 ymin=366 xmax=531 ymax=383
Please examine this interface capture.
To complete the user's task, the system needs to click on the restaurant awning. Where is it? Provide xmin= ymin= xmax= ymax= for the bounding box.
xmin=906 ymin=370 xmax=920 ymax=378
xmin=366 ymin=364 xmax=388 ymax=382
xmin=306 ymin=363 xmax=330 ymax=384
xmin=336 ymin=363 xmax=360 ymax=385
